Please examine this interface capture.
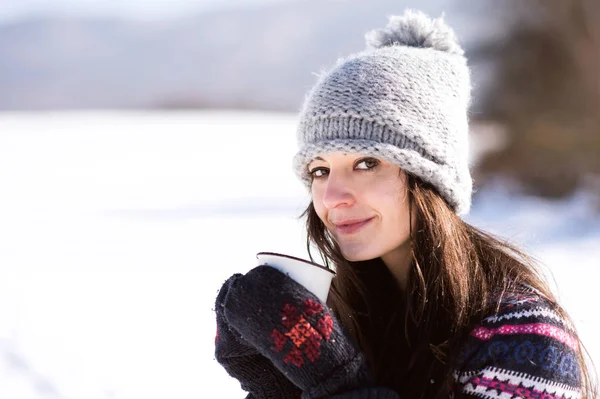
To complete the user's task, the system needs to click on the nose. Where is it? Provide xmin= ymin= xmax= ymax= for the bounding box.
xmin=321 ymin=172 xmax=355 ymax=210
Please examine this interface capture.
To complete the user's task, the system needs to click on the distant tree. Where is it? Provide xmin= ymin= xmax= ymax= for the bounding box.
xmin=473 ymin=0 xmax=600 ymax=204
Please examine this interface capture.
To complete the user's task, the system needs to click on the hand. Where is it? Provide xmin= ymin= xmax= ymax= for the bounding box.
xmin=218 ymin=266 xmax=374 ymax=399
xmin=215 ymin=275 xmax=302 ymax=398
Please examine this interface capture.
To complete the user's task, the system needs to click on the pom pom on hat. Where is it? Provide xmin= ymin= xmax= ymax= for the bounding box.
xmin=365 ymin=9 xmax=464 ymax=56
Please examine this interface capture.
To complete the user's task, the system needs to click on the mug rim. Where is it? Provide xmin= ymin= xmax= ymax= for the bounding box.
xmin=256 ymin=251 xmax=336 ymax=275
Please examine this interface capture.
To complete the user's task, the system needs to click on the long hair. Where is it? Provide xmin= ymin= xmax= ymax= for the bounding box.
xmin=299 ymin=173 xmax=597 ymax=398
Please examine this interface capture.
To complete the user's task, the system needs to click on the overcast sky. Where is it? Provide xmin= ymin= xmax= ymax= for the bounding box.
xmin=0 ymin=0 xmax=292 ymax=22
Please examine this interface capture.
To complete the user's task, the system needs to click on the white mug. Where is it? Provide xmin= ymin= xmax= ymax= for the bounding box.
xmin=256 ymin=252 xmax=335 ymax=303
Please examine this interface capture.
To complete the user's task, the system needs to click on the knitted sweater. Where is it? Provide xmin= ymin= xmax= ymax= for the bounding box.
xmin=327 ymin=290 xmax=582 ymax=399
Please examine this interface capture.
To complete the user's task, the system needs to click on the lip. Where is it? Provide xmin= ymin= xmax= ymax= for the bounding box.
xmin=333 ymin=217 xmax=374 ymax=235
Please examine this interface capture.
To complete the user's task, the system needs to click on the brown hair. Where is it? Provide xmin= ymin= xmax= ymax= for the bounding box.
xmin=300 ymin=173 xmax=597 ymax=398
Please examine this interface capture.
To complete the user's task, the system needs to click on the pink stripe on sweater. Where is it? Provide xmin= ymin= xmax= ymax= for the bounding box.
xmin=471 ymin=323 xmax=578 ymax=351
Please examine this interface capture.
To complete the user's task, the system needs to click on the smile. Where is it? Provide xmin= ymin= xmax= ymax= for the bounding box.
xmin=334 ymin=217 xmax=374 ymax=235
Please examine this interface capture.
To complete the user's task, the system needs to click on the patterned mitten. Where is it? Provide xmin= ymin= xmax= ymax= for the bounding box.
xmin=219 ymin=265 xmax=374 ymax=399
xmin=215 ymin=275 xmax=302 ymax=398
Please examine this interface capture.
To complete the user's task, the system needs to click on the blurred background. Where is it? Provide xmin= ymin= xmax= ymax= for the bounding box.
xmin=0 ymin=0 xmax=598 ymax=398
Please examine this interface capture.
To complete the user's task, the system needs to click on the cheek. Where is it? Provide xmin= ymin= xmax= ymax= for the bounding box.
xmin=310 ymin=183 xmax=320 ymax=201
xmin=388 ymin=209 xmax=412 ymax=242
xmin=313 ymin=202 xmax=327 ymax=224
xmin=373 ymin=183 xmax=411 ymax=234
xmin=388 ymin=195 xmax=412 ymax=239
xmin=311 ymin=186 xmax=327 ymax=221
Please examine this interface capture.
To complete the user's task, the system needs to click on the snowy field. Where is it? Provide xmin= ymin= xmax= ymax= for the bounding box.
xmin=0 ymin=111 xmax=598 ymax=398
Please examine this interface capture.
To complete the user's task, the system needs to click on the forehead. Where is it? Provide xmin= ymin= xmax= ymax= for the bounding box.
xmin=310 ymin=153 xmax=360 ymax=163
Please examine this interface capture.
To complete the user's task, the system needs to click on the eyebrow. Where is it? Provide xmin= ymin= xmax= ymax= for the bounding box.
xmin=306 ymin=157 xmax=324 ymax=172
xmin=307 ymin=156 xmax=325 ymax=168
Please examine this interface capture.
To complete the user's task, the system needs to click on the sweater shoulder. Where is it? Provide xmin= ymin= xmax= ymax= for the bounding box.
xmin=452 ymin=290 xmax=582 ymax=399
xmin=482 ymin=286 xmax=578 ymax=333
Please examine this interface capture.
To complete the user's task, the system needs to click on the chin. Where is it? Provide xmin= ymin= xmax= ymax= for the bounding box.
xmin=340 ymin=247 xmax=381 ymax=262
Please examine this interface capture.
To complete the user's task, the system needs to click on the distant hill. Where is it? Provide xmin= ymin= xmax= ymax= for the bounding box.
xmin=0 ymin=0 xmax=503 ymax=111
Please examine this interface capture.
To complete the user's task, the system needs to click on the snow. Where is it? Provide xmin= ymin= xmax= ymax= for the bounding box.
xmin=0 ymin=110 xmax=598 ymax=398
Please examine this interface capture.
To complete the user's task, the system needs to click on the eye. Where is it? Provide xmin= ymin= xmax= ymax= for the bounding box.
xmin=355 ymin=157 xmax=379 ymax=170
xmin=309 ymin=167 xmax=328 ymax=179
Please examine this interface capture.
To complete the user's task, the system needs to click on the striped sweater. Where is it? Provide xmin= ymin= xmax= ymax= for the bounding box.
xmin=450 ymin=290 xmax=582 ymax=399
xmin=330 ymin=290 xmax=583 ymax=399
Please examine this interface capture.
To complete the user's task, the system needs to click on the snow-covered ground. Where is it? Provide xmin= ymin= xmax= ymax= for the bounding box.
xmin=0 ymin=111 xmax=598 ymax=398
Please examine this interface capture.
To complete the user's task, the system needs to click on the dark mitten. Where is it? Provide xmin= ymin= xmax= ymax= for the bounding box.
xmin=215 ymin=275 xmax=302 ymax=398
xmin=220 ymin=266 xmax=374 ymax=399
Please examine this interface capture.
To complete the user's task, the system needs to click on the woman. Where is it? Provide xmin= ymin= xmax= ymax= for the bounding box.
xmin=214 ymin=10 xmax=596 ymax=399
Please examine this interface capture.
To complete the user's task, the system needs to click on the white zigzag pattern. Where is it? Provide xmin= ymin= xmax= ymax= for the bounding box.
xmin=483 ymin=307 xmax=576 ymax=331
xmin=452 ymin=366 xmax=581 ymax=399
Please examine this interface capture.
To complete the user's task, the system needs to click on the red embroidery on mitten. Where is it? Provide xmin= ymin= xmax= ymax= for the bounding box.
xmin=271 ymin=328 xmax=288 ymax=352
xmin=271 ymin=299 xmax=334 ymax=367
xmin=303 ymin=298 xmax=324 ymax=317
xmin=316 ymin=313 xmax=334 ymax=339
xmin=286 ymin=317 xmax=312 ymax=347
xmin=281 ymin=303 xmax=301 ymax=328
xmin=283 ymin=345 xmax=305 ymax=367
xmin=303 ymin=332 xmax=322 ymax=362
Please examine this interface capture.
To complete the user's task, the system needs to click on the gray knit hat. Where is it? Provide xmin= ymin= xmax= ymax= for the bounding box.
xmin=293 ymin=10 xmax=473 ymax=215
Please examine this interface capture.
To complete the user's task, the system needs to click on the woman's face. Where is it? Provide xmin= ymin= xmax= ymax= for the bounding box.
xmin=308 ymin=152 xmax=413 ymax=264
